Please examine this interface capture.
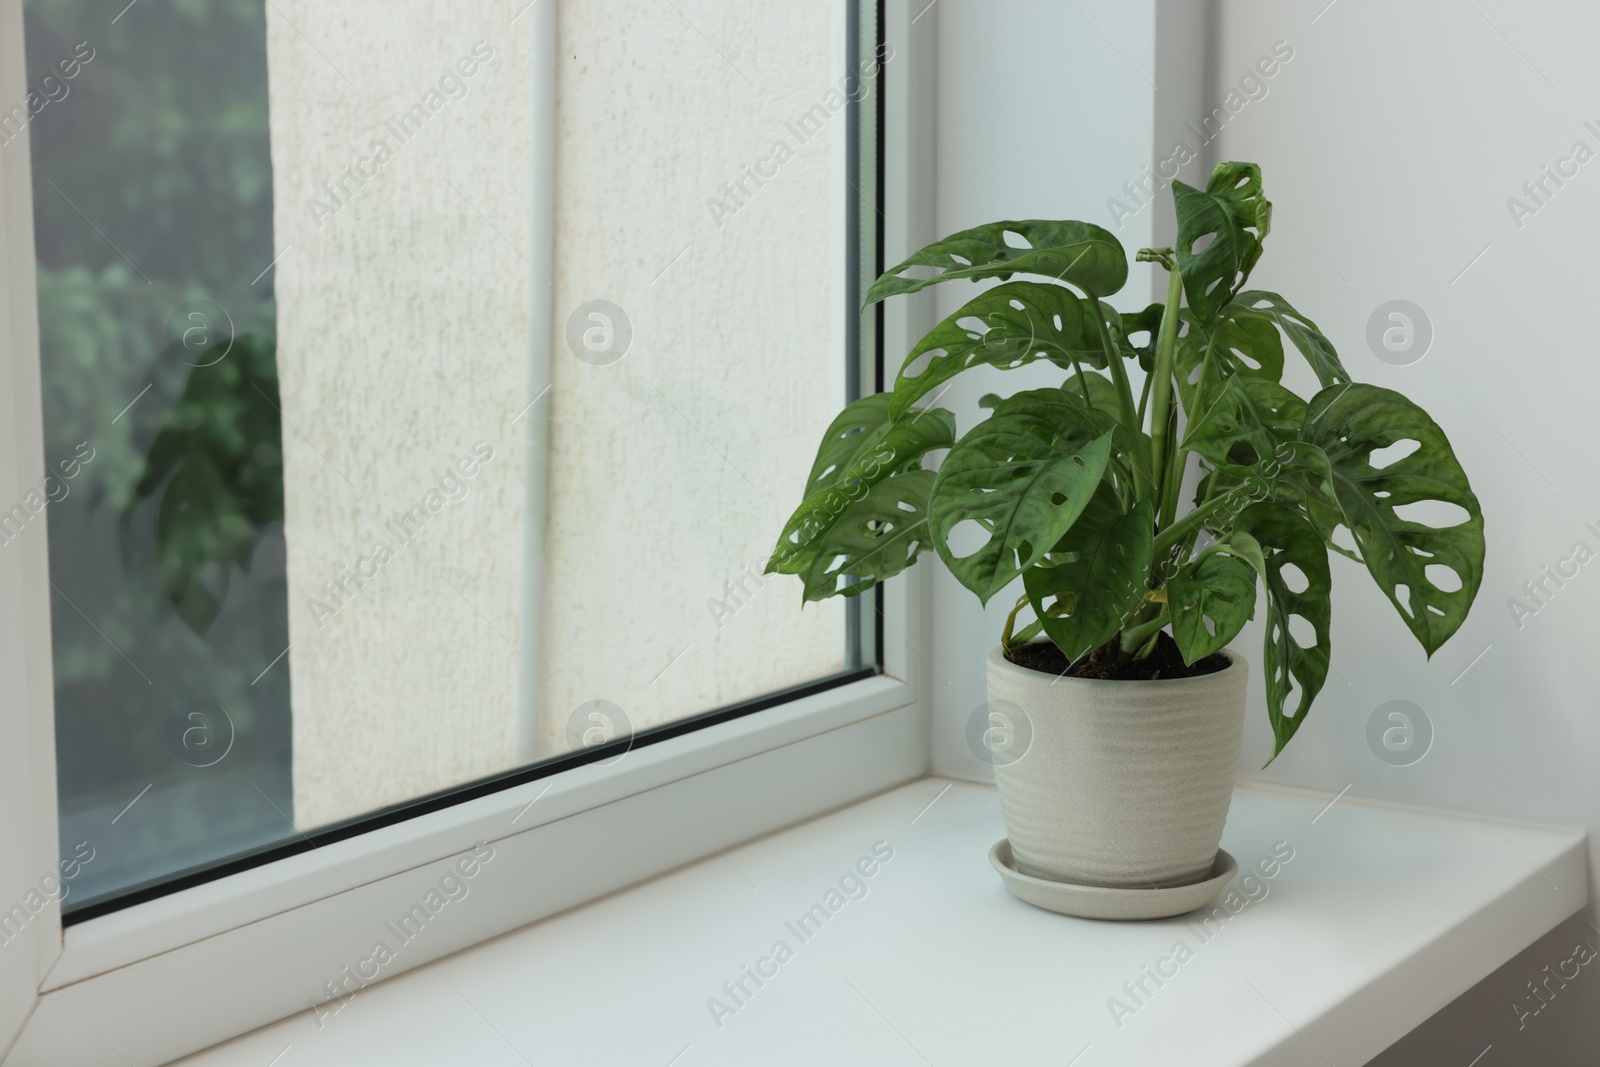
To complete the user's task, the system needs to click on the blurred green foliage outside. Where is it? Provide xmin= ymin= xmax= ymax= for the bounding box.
xmin=24 ymin=0 xmax=293 ymax=907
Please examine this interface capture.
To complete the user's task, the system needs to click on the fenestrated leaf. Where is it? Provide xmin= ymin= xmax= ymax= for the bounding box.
xmin=1300 ymin=383 xmax=1484 ymax=655
xmin=865 ymin=220 xmax=1128 ymax=305
xmin=1211 ymin=305 xmax=1286 ymax=383
xmin=1173 ymin=162 xmax=1271 ymax=323
xmin=1233 ymin=291 xmax=1349 ymax=388
xmin=889 ymin=282 xmax=1104 ymax=419
xmin=930 ymin=390 xmax=1113 ymax=604
xmin=1167 ymin=549 xmax=1258 ymax=665
xmin=1103 ymin=301 xmax=1164 ymax=373
xmin=799 ymin=394 xmax=891 ymax=497
xmin=1263 ymin=440 xmax=1342 ymax=539
xmin=1181 ymin=374 xmax=1278 ymax=469
xmin=800 ymin=470 xmax=936 ymax=601
xmin=1239 ymin=377 xmax=1307 ymax=438
xmin=770 ymin=399 xmax=956 ymax=577
xmin=1023 ymin=489 xmax=1153 ymax=661
xmin=1235 ymin=503 xmax=1332 ymax=760
xmin=1057 ymin=374 xmax=1155 ymax=502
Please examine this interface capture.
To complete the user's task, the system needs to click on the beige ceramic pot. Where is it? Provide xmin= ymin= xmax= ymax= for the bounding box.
xmin=985 ymin=645 xmax=1248 ymax=889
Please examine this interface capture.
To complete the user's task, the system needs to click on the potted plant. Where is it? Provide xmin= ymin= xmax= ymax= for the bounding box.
xmin=766 ymin=162 xmax=1484 ymax=918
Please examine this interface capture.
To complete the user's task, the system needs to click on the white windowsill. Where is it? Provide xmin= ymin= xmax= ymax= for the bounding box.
xmin=167 ymin=778 xmax=1586 ymax=1067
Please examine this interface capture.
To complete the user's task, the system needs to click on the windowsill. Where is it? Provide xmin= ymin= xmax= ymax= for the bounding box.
xmin=169 ymin=778 xmax=1586 ymax=1066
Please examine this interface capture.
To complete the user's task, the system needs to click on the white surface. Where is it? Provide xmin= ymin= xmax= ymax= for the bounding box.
xmin=0 ymin=0 xmax=61 ymax=1055
xmin=14 ymin=675 xmax=919 ymax=1067
xmin=169 ymin=778 xmax=1586 ymax=1067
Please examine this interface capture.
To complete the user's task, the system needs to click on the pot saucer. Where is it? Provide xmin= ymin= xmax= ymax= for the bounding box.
xmin=989 ymin=839 xmax=1238 ymax=921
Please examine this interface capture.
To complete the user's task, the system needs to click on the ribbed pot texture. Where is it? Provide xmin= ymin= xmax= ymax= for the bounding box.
xmin=987 ymin=645 xmax=1248 ymax=889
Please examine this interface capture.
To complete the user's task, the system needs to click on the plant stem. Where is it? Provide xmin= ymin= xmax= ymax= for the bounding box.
xmin=1001 ymin=594 xmax=1029 ymax=650
xmin=1135 ymin=367 xmax=1154 ymax=428
xmin=1120 ymin=607 xmax=1170 ymax=656
xmin=1146 ymin=267 xmax=1184 ymax=524
xmin=1151 ymin=490 xmax=1234 ymax=559
xmin=1067 ymin=355 xmax=1096 ymax=409
xmin=1159 ymin=402 xmax=1184 ymax=529
xmin=1091 ymin=297 xmax=1139 ymax=434
xmin=1190 ymin=329 xmax=1221 ymax=422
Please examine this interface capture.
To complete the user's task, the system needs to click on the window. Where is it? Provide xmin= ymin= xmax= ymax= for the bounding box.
xmin=15 ymin=0 xmax=888 ymax=919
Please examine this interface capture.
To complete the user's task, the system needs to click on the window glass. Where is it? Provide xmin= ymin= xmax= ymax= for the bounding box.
xmin=21 ymin=0 xmax=876 ymax=914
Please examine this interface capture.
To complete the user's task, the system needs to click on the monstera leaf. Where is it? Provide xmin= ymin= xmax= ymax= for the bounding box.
xmin=1173 ymin=162 xmax=1272 ymax=323
xmin=1236 ymin=503 xmax=1332 ymax=759
xmin=889 ymin=282 xmax=1106 ymax=418
xmin=1238 ymin=377 xmax=1308 ymax=438
xmin=1301 ymin=383 xmax=1484 ymax=655
xmin=1181 ymin=374 xmax=1279 ymax=469
xmin=1022 ymin=490 xmax=1153 ymax=662
xmin=1209 ymin=304 xmax=1287 ymax=383
xmin=799 ymin=394 xmax=895 ymax=496
xmin=770 ymin=397 xmax=955 ymax=577
xmin=798 ymin=470 xmax=936 ymax=601
xmin=865 ymin=220 xmax=1128 ymax=304
xmin=1233 ymin=291 xmax=1349 ymax=388
xmin=1168 ymin=548 xmax=1258 ymax=664
xmin=1113 ymin=302 xmax=1166 ymax=372
xmin=930 ymin=390 xmax=1112 ymax=604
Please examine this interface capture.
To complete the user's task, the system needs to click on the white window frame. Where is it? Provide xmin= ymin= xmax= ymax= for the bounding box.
xmin=0 ymin=2 xmax=936 ymax=1064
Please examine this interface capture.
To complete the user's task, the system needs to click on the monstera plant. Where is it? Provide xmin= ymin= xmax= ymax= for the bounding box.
xmin=767 ymin=162 xmax=1483 ymax=765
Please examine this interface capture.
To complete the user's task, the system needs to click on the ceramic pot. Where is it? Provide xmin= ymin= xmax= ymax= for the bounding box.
xmin=985 ymin=645 xmax=1248 ymax=889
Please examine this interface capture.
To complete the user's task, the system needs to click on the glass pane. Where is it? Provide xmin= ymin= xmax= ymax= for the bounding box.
xmin=25 ymin=0 xmax=877 ymax=914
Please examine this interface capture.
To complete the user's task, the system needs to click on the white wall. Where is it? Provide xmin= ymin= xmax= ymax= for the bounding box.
xmin=1214 ymin=1 xmax=1600 ymax=1060
xmin=271 ymin=3 xmax=535 ymax=829
xmin=539 ymin=0 xmax=848 ymax=757
xmin=932 ymin=0 xmax=1598 ymax=1060
xmin=274 ymin=1 xmax=853 ymax=828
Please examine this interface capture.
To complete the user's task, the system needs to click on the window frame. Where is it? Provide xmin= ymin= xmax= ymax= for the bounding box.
xmin=0 ymin=1 xmax=937 ymax=1063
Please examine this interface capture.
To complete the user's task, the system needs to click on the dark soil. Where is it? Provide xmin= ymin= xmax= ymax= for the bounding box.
xmin=1007 ymin=631 xmax=1229 ymax=682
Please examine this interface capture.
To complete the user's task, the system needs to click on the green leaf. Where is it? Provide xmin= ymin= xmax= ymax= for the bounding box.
xmin=1210 ymin=305 xmax=1286 ymax=383
xmin=121 ymin=334 xmax=283 ymax=635
xmin=889 ymin=282 xmax=1104 ymax=419
xmin=1300 ymin=383 xmax=1484 ymax=656
xmin=930 ymin=390 xmax=1113 ymax=604
xmin=1055 ymin=374 xmax=1155 ymax=503
xmin=865 ymin=220 xmax=1128 ymax=305
xmin=1173 ymin=162 xmax=1271 ymax=323
xmin=1235 ymin=503 xmax=1332 ymax=760
xmin=770 ymin=400 xmax=956 ymax=577
xmin=799 ymin=393 xmax=892 ymax=497
xmin=800 ymin=470 xmax=936 ymax=601
xmin=1264 ymin=440 xmax=1343 ymax=539
xmin=1062 ymin=371 xmax=1126 ymax=427
xmin=1238 ymin=377 xmax=1307 ymax=437
xmin=1022 ymin=490 xmax=1153 ymax=661
xmin=1167 ymin=550 xmax=1258 ymax=665
xmin=1114 ymin=302 xmax=1165 ymax=373
xmin=1232 ymin=291 xmax=1350 ymax=388
xmin=1181 ymin=374 xmax=1278 ymax=469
